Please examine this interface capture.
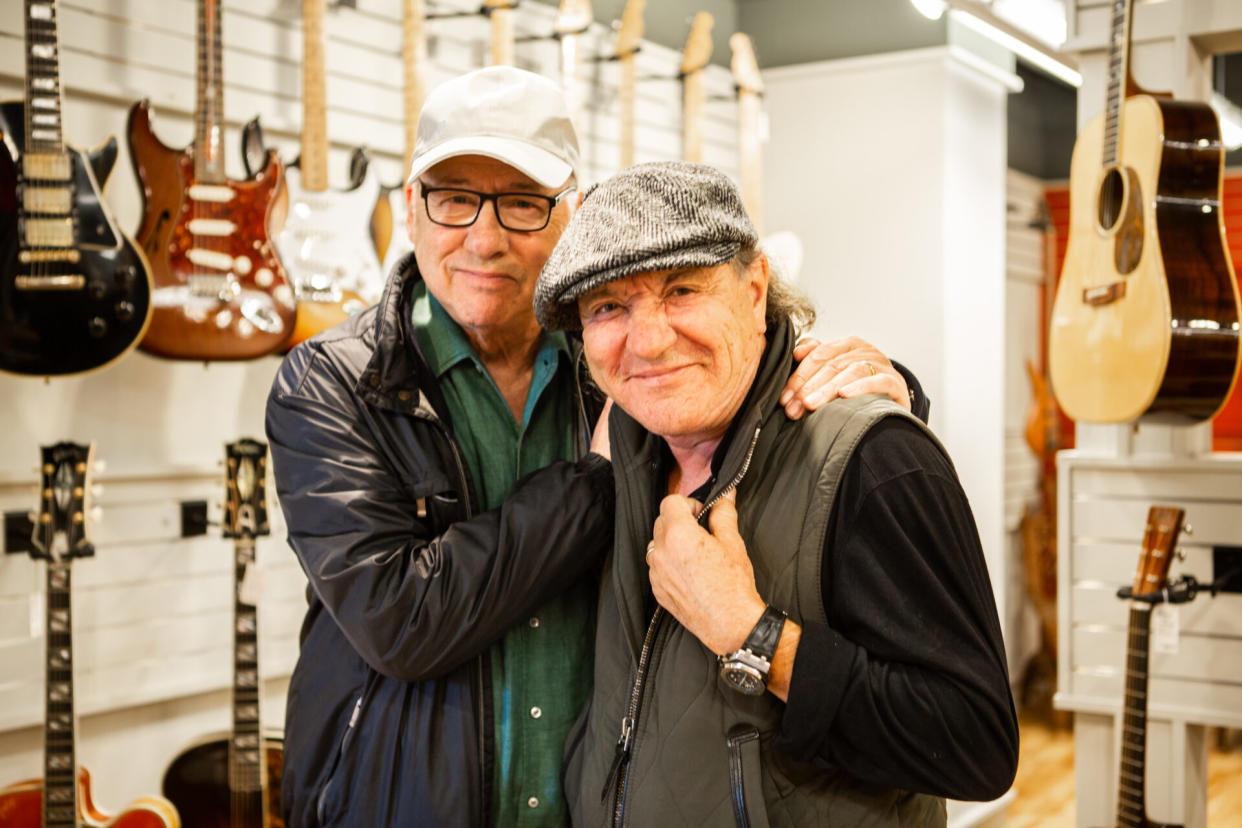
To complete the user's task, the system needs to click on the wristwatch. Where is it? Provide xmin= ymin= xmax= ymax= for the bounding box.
xmin=718 ymin=605 xmax=787 ymax=696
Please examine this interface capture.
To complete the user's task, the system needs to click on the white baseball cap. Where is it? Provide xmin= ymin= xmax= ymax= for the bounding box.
xmin=407 ymin=66 xmax=582 ymax=189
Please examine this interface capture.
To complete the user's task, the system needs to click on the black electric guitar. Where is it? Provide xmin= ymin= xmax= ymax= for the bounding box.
xmin=162 ymin=439 xmax=284 ymax=828
xmin=0 ymin=0 xmax=153 ymax=377
xmin=1099 ymin=505 xmax=1186 ymax=828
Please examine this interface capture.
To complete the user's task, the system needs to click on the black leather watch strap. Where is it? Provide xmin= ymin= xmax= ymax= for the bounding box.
xmin=742 ymin=605 xmax=786 ymax=662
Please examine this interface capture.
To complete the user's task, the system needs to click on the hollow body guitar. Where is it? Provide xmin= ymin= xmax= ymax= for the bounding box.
xmin=0 ymin=0 xmax=152 ymax=377
xmin=0 ymin=442 xmax=180 ymax=828
xmin=162 ymin=439 xmax=284 ymax=828
xmin=1048 ymin=0 xmax=1240 ymax=424
xmin=128 ymin=0 xmax=294 ymax=361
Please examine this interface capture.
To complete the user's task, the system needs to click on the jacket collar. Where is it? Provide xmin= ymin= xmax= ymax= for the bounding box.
xmin=356 ymin=254 xmax=442 ymax=414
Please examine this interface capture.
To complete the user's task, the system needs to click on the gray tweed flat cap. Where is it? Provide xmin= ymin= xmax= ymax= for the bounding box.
xmin=534 ymin=161 xmax=758 ymax=330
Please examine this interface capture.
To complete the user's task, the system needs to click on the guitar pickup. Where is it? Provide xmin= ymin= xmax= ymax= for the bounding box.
xmin=22 ymin=217 xmax=74 ymax=247
xmin=19 ymin=248 xmax=79 ymax=264
xmin=23 ymin=185 xmax=72 ymax=214
xmin=22 ymin=151 xmax=71 ymax=181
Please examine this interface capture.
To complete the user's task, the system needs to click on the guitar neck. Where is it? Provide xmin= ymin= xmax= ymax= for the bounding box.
xmin=195 ymin=0 xmax=227 ymax=183
xmin=24 ymin=0 xmax=65 ymax=154
xmin=402 ymin=0 xmax=427 ymax=168
xmin=1117 ymin=602 xmax=1152 ymax=828
xmin=301 ymin=0 xmax=329 ymax=192
xmin=1101 ymin=0 xmax=1134 ymax=166
xmin=230 ymin=536 xmax=264 ymax=800
xmin=43 ymin=560 xmax=78 ymax=827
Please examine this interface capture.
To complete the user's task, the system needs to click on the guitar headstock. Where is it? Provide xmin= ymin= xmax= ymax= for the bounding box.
xmin=224 ymin=438 xmax=270 ymax=540
xmin=31 ymin=442 xmax=97 ymax=564
xmin=679 ymin=12 xmax=714 ymax=75
xmin=554 ymin=0 xmax=592 ymax=35
xmin=613 ymin=0 xmax=644 ymax=57
xmin=729 ymin=32 xmax=762 ymax=96
xmin=1132 ymin=505 xmax=1185 ymax=597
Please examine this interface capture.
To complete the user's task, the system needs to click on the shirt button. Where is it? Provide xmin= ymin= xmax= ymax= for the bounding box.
xmin=528 ymin=617 xmax=540 ymax=628
xmin=530 ymin=706 xmax=542 ymax=719
xmin=528 ymin=797 xmax=540 ymax=808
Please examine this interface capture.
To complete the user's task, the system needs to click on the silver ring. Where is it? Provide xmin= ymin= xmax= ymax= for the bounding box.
xmin=645 ymin=540 xmax=655 ymax=565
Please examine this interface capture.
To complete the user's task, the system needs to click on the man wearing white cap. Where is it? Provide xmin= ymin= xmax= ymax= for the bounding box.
xmin=266 ymin=66 xmax=924 ymax=827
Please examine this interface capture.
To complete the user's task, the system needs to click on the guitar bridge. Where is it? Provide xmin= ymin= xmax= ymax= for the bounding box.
xmin=1082 ymin=281 xmax=1126 ymax=306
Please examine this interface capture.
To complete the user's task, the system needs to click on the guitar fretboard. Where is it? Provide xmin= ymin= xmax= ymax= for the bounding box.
xmin=43 ymin=561 xmax=77 ymax=827
xmin=1117 ymin=603 xmax=1151 ymax=828
xmin=195 ymin=0 xmax=226 ymax=183
xmin=1101 ymin=0 xmax=1133 ymax=167
xmin=24 ymin=0 xmax=64 ymax=154
xmin=230 ymin=537 xmax=264 ymax=808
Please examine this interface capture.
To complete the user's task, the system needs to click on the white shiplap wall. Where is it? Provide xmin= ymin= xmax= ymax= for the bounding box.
xmin=0 ymin=0 xmax=740 ymax=807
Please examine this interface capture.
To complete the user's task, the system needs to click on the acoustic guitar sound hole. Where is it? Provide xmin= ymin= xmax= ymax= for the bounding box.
xmin=1097 ymin=167 xmax=1125 ymax=233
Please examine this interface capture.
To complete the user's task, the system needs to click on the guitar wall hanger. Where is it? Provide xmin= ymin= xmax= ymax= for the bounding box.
xmin=587 ymin=46 xmax=640 ymax=63
xmin=1118 ymin=565 xmax=1242 ymax=604
xmin=514 ymin=23 xmax=590 ymax=43
xmin=424 ymin=1 xmax=517 ymax=21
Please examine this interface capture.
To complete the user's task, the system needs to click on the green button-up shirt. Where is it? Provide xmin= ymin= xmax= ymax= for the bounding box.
xmin=411 ymin=284 xmax=595 ymax=827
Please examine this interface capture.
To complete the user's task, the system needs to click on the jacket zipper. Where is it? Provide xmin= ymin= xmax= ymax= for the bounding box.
xmin=605 ymin=425 xmax=762 ymax=828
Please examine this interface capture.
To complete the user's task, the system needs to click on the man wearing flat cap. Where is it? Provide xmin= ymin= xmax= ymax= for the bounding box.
xmin=540 ymin=162 xmax=1019 ymax=827
xmin=267 ymin=65 xmax=924 ymax=827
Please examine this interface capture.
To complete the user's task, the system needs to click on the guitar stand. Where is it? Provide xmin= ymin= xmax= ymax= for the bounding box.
xmin=1115 ymin=570 xmax=1236 ymax=605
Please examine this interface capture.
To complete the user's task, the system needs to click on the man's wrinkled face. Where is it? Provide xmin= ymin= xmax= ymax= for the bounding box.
xmin=406 ymin=155 xmax=572 ymax=342
xmin=577 ymin=258 xmax=769 ymax=445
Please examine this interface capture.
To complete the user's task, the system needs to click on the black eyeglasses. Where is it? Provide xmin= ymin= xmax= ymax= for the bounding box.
xmin=419 ymin=185 xmax=575 ymax=232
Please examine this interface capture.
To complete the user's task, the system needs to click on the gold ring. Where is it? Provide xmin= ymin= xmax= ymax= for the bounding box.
xmin=864 ymin=361 xmax=877 ymax=376
xmin=646 ymin=540 xmax=655 ymax=565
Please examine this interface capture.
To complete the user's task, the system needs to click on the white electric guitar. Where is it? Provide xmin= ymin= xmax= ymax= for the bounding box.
xmin=270 ymin=0 xmax=384 ymax=348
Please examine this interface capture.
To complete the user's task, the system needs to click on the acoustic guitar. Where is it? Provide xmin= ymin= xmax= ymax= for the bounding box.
xmin=1048 ymin=0 xmax=1241 ymax=424
xmin=0 ymin=442 xmax=181 ymax=828
xmin=613 ymin=0 xmax=645 ymax=170
xmin=679 ymin=12 xmax=714 ymax=164
xmin=252 ymin=0 xmax=384 ymax=349
xmin=0 ymin=0 xmax=153 ymax=378
xmin=162 ymin=439 xmax=284 ymax=828
xmin=128 ymin=0 xmax=295 ymax=361
xmin=1096 ymin=505 xmax=1185 ymax=828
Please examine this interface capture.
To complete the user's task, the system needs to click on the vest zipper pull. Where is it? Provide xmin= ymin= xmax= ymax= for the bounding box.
xmin=600 ymin=715 xmax=635 ymax=802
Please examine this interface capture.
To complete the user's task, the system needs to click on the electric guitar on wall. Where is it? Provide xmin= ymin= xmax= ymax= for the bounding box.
xmin=1097 ymin=505 xmax=1186 ymax=828
xmin=484 ymin=0 xmax=518 ymax=66
xmin=679 ymin=12 xmax=714 ymax=164
xmin=162 ymin=438 xmax=284 ymax=828
xmin=613 ymin=0 xmax=644 ymax=170
xmin=375 ymin=0 xmax=427 ymax=277
xmin=252 ymin=0 xmax=384 ymax=349
xmin=1048 ymin=0 xmax=1241 ymax=424
xmin=729 ymin=31 xmax=763 ymax=235
xmin=554 ymin=0 xmax=593 ymax=134
xmin=128 ymin=0 xmax=296 ymax=361
xmin=0 ymin=443 xmax=181 ymax=828
xmin=0 ymin=0 xmax=153 ymax=378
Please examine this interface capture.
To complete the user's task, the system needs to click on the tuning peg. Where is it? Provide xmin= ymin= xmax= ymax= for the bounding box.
xmin=89 ymin=506 xmax=104 ymax=523
xmin=1175 ymin=547 xmax=1187 ymax=562
xmin=1183 ymin=523 xmax=1194 ymax=537
xmin=93 ymin=459 xmax=107 ymax=475
xmin=91 ymin=484 xmax=105 ymax=499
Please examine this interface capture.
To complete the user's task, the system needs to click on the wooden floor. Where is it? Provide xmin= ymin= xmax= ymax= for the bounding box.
xmin=1006 ymin=713 xmax=1242 ymax=827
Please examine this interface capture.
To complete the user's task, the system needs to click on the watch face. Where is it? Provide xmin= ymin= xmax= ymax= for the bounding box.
xmin=721 ymin=662 xmax=766 ymax=696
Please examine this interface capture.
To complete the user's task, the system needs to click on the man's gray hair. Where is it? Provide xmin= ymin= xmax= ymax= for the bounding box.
xmin=732 ymin=244 xmax=817 ymax=332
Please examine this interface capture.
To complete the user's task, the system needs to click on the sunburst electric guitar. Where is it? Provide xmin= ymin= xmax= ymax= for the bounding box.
xmin=162 ymin=438 xmax=284 ymax=828
xmin=0 ymin=442 xmax=181 ymax=828
xmin=1048 ymin=0 xmax=1241 ymax=424
xmin=128 ymin=0 xmax=295 ymax=360
xmin=0 ymin=0 xmax=153 ymax=377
